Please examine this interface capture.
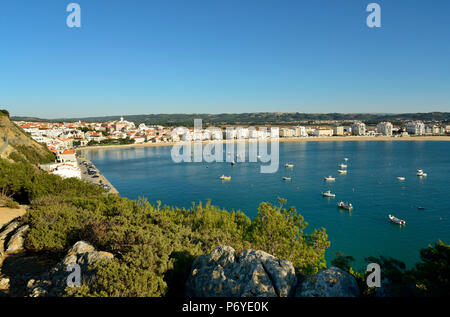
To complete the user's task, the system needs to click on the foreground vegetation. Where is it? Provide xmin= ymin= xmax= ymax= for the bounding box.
xmin=0 ymin=157 xmax=448 ymax=297
xmin=0 ymin=159 xmax=329 ymax=296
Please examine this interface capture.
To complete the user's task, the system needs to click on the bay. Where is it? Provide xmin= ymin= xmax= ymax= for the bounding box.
xmin=84 ymin=141 xmax=450 ymax=269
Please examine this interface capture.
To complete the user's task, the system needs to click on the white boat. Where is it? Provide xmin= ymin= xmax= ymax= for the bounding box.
xmin=344 ymin=158 xmax=349 ymax=161
xmin=397 ymin=177 xmax=405 ymax=181
xmin=322 ymin=190 xmax=336 ymax=197
xmin=338 ymin=169 xmax=347 ymax=174
xmin=257 ymin=155 xmax=262 ymax=159
xmin=416 ymin=169 xmax=427 ymax=176
xmin=337 ymin=201 xmax=353 ymax=210
xmin=339 ymin=164 xmax=347 ymax=169
xmin=324 ymin=176 xmax=336 ymax=181
xmin=285 ymin=163 xmax=294 ymax=168
xmin=220 ymin=175 xmax=231 ymax=181
xmin=282 ymin=177 xmax=292 ymax=181
xmin=389 ymin=214 xmax=406 ymax=225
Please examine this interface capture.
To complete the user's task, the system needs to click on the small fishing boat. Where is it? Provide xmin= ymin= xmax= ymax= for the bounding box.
xmin=417 ymin=206 xmax=425 ymax=210
xmin=220 ymin=175 xmax=231 ymax=181
xmin=231 ymin=161 xmax=236 ymax=166
xmin=322 ymin=190 xmax=336 ymax=197
xmin=397 ymin=177 xmax=405 ymax=181
xmin=389 ymin=214 xmax=406 ymax=225
xmin=324 ymin=176 xmax=336 ymax=181
xmin=257 ymin=155 xmax=262 ymax=159
xmin=282 ymin=177 xmax=292 ymax=181
xmin=417 ymin=169 xmax=427 ymax=176
xmin=285 ymin=163 xmax=294 ymax=168
xmin=337 ymin=201 xmax=353 ymax=210
xmin=338 ymin=169 xmax=347 ymax=174
xmin=344 ymin=158 xmax=349 ymax=161
xmin=339 ymin=164 xmax=347 ymax=169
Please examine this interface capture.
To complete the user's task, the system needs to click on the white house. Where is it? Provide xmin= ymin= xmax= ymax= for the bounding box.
xmin=351 ymin=122 xmax=366 ymax=136
xmin=376 ymin=122 xmax=393 ymax=136
xmin=405 ymin=121 xmax=425 ymax=135
xmin=50 ymin=164 xmax=81 ymax=179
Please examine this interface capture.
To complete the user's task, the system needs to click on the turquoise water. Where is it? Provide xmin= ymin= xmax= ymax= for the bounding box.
xmin=85 ymin=141 xmax=450 ymax=269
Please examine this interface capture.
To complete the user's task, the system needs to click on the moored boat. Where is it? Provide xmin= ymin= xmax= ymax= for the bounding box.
xmin=337 ymin=201 xmax=353 ymax=210
xmin=417 ymin=169 xmax=427 ymax=176
xmin=285 ymin=163 xmax=294 ymax=168
xmin=338 ymin=169 xmax=347 ymax=174
xmin=389 ymin=214 xmax=406 ymax=225
xmin=339 ymin=164 xmax=347 ymax=169
xmin=324 ymin=176 xmax=335 ymax=181
xmin=397 ymin=176 xmax=405 ymax=181
xmin=220 ymin=175 xmax=231 ymax=181
xmin=322 ymin=190 xmax=336 ymax=197
xmin=282 ymin=177 xmax=292 ymax=181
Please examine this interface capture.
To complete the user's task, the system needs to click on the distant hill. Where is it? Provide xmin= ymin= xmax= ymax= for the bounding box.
xmin=0 ymin=110 xmax=55 ymax=165
xmin=11 ymin=112 xmax=450 ymax=127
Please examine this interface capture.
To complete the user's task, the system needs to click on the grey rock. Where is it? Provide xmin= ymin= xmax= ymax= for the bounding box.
xmin=68 ymin=240 xmax=96 ymax=255
xmin=0 ymin=219 xmax=20 ymax=241
xmin=185 ymin=245 xmax=297 ymax=297
xmin=295 ymin=267 xmax=360 ymax=297
xmin=6 ymin=224 xmax=29 ymax=254
xmin=0 ymin=219 xmax=21 ymax=260
xmin=26 ymin=240 xmax=114 ymax=297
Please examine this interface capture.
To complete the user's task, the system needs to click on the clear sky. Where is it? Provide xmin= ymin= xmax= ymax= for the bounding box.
xmin=1 ymin=0 xmax=449 ymax=118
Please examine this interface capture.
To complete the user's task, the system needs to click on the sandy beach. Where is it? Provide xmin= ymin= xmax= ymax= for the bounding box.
xmin=77 ymin=135 xmax=450 ymax=152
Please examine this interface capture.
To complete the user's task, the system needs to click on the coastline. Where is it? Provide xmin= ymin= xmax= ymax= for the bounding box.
xmin=76 ymin=156 xmax=119 ymax=195
xmin=76 ymin=135 xmax=450 ymax=152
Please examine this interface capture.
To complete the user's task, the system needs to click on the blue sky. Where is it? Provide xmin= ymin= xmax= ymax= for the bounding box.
xmin=1 ymin=0 xmax=449 ymax=118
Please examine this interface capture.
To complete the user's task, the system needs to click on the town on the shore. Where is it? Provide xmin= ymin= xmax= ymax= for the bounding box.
xmin=12 ymin=117 xmax=450 ymax=181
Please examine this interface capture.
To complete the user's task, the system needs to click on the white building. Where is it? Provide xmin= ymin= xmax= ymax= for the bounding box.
xmin=351 ymin=122 xmax=366 ymax=136
xmin=376 ymin=122 xmax=393 ymax=136
xmin=333 ymin=126 xmax=344 ymax=136
xmin=314 ymin=128 xmax=333 ymax=137
xmin=50 ymin=164 xmax=81 ymax=179
xmin=57 ymin=149 xmax=77 ymax=163
xmin=405 ymin=121 xmax=425 ymax=135
xmin=270 ymin=127 xmax=279 ymax=138
xmin=296 ymin=126 xmax=307 ymax=137
xmin=280 ymin=128 xmax=297 ymax=138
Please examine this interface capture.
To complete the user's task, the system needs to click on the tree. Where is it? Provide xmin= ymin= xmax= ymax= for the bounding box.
xmin=331 ymin=252 xmax=355 ymax=272
xmin=412 ymin=240 xmax=450 ymax=296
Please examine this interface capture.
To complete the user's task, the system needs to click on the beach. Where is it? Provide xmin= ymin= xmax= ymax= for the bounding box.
xmin=77 ymin=135 xmax=450 ymax=152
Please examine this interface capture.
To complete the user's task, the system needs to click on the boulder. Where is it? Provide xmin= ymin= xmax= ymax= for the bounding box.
xmin=0 ymin=219 xmax=21 ymax=259
xmin=185 ymin=245 xmax=297 ymax=297
xmin=295 ymin=267 xmax=360 ymax=297
xmin=0 ymin=219 xmax=21 ymax=241
xmin=5 ymin=224 xmax=29 ymax=254
xmin=26 ymin=240 xmax=114 ymax=297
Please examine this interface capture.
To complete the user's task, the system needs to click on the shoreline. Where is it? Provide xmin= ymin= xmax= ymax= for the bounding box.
xmin=76 ymin=135 xmax=450 ymax=152
xmin=75 ymin=156 xmax=119 ymax=195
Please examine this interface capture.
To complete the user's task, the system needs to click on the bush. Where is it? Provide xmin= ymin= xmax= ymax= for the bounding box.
xmin=1 ymin=158 xmax=331 ymax=296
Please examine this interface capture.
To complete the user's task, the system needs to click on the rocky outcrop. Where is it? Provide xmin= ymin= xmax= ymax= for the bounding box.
xmin=5 ymin=224 xmax=29 ymax=254
xmin=185 ymin=245 xmax=297 ymax=297
xmin=295 ymin=267 xmax=360 ymax=297
xmin=26 ymin=241 xmax=114 ymax=297
xmin=0 ymin=219 xmax=21 ymax=260
xmin=186 ymin=247 xmax=361 ymax=298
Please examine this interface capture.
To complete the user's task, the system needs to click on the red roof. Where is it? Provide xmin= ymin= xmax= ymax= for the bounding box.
xmin=60 ymin=149 xmax=75 ymax=155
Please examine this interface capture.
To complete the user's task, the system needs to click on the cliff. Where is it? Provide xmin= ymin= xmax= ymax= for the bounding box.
xmin=0 ymin=110 xmax=54 ymax=165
